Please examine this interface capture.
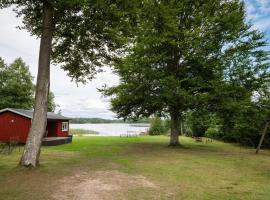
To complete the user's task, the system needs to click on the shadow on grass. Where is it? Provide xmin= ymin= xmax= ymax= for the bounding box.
xmin=119 ymin=137 xmax=261 ymax=159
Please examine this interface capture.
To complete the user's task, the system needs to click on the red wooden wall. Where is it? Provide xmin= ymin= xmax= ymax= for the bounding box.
xmin=0 ymin=111 xmax=31 ymax=143
xmin=47 ymin=120 xmax=69 ymax=137
xmin=0 ymin=111 xmax=69 ymax=143
xmin=56 ymin=121 xmax=69 ymax=137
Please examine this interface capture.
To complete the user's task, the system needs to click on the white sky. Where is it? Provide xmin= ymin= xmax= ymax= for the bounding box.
xmin=0 ymin=1 xmax=269 ymax=119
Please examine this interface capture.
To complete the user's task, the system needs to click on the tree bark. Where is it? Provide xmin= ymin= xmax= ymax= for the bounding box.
xmin=256 ymin=122 xmax=269 ymax=154
xmin=170 ymin=111 xmax=180 ymax=146
xmin=20 ymin=1 xmax=54 ymax=167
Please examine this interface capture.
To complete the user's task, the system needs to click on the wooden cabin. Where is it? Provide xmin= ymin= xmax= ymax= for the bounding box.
xmin=0 ymin=108 xmax=72 ymax=145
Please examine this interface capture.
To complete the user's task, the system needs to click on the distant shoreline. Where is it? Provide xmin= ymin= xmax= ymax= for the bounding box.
xmin=69 ymin=123 xmax=150 ymax=136
xmin=70 ymin=118 xmax=150 ymax=124
xmin=70 ymin=122 xmax=150 ymax=126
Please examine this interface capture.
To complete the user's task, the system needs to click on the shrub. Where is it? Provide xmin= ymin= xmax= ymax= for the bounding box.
xmin=148 ymin=117 xmax=168 ymax=135
xmin=184 ymin=127 xmax=193 ymax=137
xmin=205 ymin=127 xmax=220 ymax=139
xmin=184 ymin=111 xmax=220 ymax=137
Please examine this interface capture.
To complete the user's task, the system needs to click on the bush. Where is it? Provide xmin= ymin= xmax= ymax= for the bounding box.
xmin=205 ymin=127 xmax=220 ymax=139
xmin=148 ymin=117 xmax=168 ymax=135
xmin=184 ymin=111 xmax=220 ymax=137
xmin=184 ymin=127 xmax=193 ymax=137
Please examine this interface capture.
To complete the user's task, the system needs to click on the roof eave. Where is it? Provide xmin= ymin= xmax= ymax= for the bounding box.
xmin=0 ymin=108 xmax=32 ymax=119
xmin=0 ymin=108 xmax=71 ymax=120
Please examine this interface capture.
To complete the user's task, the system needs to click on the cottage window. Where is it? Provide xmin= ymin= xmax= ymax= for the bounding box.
xmin=62 ymin=122 xmax=69 ymax=131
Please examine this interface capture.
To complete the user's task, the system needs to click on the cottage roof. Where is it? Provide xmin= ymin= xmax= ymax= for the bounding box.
xmin=0 ymin=108 xmax=70 ymax=120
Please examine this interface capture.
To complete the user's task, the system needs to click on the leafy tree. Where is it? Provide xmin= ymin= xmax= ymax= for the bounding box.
xmin=254 ymin=87 xmax=270 ymax=152
xmin=47 ymin=91 xmax=56 ymax=112
xmin=148 ymin=117 xmax=168 ymax=135
xmin=1 ymin=0 xmax=135 ymax=167
xmin=210 ymin=28 xmax=270 ymax=144
xmin=184 ymin=110 xmax=220 ymax=137
xmin=0 ymin=57 xmax=34 ymax=110
xmin=205 ymin=127 xmax=220 ymax=139
xmin=102 ymin=0 xmax=265 ymax=146
xmin=0 ymin=57 xmax=57 ymax=111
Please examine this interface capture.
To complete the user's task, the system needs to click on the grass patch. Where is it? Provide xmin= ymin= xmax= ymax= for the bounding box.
xmin=0 ymin=136 xmax=270 ymax=199
xmin=70 ymin=128 xmax=99 ymax=135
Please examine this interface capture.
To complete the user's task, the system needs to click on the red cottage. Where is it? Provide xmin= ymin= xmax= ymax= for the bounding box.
xmin=0 ymin=108 xmax=72 ymax=145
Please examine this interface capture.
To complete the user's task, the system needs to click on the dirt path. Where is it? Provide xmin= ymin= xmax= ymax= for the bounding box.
xmin=52 ymin=170 xmax=159 ymax=200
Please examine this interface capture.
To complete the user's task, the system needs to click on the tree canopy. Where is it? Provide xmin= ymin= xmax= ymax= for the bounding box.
xmin=1 ymin=0 xmax=136 ymax=82
xmin=0 ymin=57 xmax=57 ymax=111
xmin=102 ymin=0 xmax=270 ymax=146
xmin=0 ymin=57 xmax=34 ymax=110
xmin=47 ymin=91 xmax=56 ymax=112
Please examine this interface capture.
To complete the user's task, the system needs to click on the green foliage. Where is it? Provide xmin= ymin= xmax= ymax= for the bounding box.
xmin=0 ymin=57 xmax=57 ymax=111
xmin=205 ymin=127 xmax=220 ymax=139
xmin=211 ymin=37 xmax=270 ymax=145
xmin=219 ymin=95 xmax=270 ymax=146
xmin=184 ymin=110 xmax=220 ymax=137
xmin=48 ymin=91 xmax=56 ymax=112
xmin=148 ymin=117 xmax=168 ymax=135
xmin=1 ymin=0 xmax=138 ymax=83
xmin=0 ymin=57 xmax=34 ymax=110
xmin=101 ymin=0 xmax=267 ymax=144
xmin=207 ymin=14 xmax=270 ymax=145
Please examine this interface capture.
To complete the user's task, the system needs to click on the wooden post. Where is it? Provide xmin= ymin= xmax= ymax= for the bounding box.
xmin=256 ymin=122 xmax=269 ymax=154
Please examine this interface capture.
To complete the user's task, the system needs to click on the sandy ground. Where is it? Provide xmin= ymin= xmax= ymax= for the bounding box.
xmin=52 ymin=170 xmax=159 ymax=200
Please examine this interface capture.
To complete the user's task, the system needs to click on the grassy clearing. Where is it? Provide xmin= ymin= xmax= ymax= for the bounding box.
xmin=0 ymin=136 xmax=270 ymax=199
xmin=70 ymin=128 xmax=99 ymax=135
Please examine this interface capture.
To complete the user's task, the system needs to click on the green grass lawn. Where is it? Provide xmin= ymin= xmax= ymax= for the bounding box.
xmin=0 ymin=136 xmax=270 ymax=200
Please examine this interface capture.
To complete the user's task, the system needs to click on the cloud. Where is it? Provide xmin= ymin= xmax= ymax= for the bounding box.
xmin=244 ymin=0 xmax=270 ymax=34
xmin=253 ymin=18 xmax=270 ymax=32
xmin=245 ymin=0 xmax=259 ymax=20
xmin=256 ymin=0 xmax=270 ymax=14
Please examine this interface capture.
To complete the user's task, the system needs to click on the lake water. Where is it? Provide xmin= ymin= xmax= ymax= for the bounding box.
xmin=70 ymin=123 xmax=150 ymax=136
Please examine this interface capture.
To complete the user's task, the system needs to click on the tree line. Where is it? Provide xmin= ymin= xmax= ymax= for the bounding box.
xmin=0 ymin=57 xmax=56 ymax=112
xmin=1 ymin=0 xmax=269 ymax=167
xmin=71 ymin=117 xmax=150 ymax=124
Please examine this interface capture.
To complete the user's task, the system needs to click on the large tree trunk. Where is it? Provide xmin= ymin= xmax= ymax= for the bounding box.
xmin=256 ymin=122 xmax=269 ymax=154
xmin=170 ymin=112 xmax=180 ymax=146
xmin=20 ymin=1 xmax=54 ymax=167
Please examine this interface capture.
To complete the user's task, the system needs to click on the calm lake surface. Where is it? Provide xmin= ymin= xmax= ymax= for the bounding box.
xmin=70 ymin=123 xmax=150 ymax=136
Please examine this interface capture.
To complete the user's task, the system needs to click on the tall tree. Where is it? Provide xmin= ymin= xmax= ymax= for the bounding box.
xmin=210 ymin=24 xmax=270 ymax=143
xmin=1 ymin=0 xmax=135 ymax=167
xmin=102 ymin=0 xmax=269 ymax=146
xmin=0 ymin=57 xmax=34 ymax=109
xmin=255 ymin=86 xmax=270 ymax=153
xmin=0 ymin=57 xmax=57 ymax=111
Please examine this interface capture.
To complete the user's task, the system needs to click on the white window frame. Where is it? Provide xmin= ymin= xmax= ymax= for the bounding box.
xmin=62 ymin=122 xmax=69 ymax=131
